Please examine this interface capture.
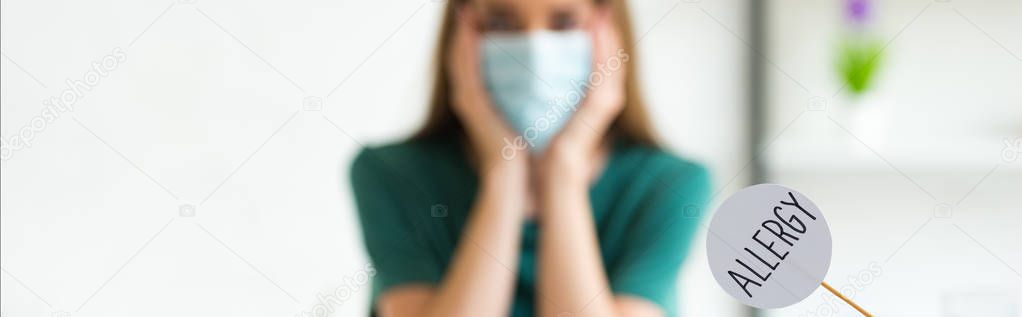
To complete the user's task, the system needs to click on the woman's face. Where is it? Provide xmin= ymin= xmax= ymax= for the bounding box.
xmin=473 ymin=0 xmax=597 ymax=33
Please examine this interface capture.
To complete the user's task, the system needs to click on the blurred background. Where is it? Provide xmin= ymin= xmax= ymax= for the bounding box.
xmin=0 ymin=0 xmax=1018 ymax=316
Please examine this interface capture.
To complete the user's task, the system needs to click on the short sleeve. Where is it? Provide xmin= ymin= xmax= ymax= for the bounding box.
xmin=608 ymin=160 xmax=712 ymax=313
xmin=350 ymin=148 xmax=443 ymax=299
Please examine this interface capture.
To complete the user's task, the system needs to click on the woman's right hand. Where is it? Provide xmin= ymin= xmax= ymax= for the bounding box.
xmin=447 ymin=7 xmax=529 ymax=181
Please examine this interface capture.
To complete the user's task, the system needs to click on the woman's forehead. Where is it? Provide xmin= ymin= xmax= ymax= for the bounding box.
xmin=473 ymin=0 xmax=593 ymax=13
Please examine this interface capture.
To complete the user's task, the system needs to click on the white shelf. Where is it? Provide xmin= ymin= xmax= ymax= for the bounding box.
xmin=765 ymin=127 xmax=1022 ymax=173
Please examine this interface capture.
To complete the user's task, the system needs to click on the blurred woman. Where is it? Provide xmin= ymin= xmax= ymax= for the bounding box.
xmin=350 ymin=0 xmax=711 ymax=316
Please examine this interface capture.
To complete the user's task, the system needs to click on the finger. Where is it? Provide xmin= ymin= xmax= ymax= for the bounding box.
xmin=449 ymin=8 xmax=471 ymax=84
xmin=593 ymin=7 xmax=626 ymax=90
xmin=458 ymin=8 xmax=484 ymax=102
xmin=591 ymin=8 xmax=615 ymax=69
xmin=449 ymin=7 xmax=478 ymax=112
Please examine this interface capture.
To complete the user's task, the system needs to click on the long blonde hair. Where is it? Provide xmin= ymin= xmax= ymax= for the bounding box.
xmin=414 ymin=0 xmax=658 ymax=146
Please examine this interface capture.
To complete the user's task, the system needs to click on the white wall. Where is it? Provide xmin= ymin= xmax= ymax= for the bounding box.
xmin=0 ymin=0 xmax=751 ymax=316
xmin=765 ymin=0 xmax=1022 ymax=316
xmin=637 ymin=1 xmax=750 ymax=316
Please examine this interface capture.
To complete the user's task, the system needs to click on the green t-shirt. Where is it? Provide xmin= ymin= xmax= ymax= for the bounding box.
xmin=350 ymin=135 xmax=711 ymax=317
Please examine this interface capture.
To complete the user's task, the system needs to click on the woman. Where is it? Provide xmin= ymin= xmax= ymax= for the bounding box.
xmin=350 ymin=0 xmax=711 ymax=316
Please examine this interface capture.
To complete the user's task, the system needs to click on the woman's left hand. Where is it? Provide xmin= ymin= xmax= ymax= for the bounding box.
xmin=538 ymin=8 xmax=628 ymax=188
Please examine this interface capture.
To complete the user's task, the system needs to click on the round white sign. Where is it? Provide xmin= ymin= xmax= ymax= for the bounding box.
xmin=706 ymin=184 xmax=832 ymax=309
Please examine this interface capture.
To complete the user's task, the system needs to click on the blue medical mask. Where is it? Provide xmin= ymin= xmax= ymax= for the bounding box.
xmin=481 ymin=30 xmax=592 ymax=153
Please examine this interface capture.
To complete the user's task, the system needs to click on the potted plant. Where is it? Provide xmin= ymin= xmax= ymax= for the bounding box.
xmin=836 ymin=0 xmax=891 ymax=147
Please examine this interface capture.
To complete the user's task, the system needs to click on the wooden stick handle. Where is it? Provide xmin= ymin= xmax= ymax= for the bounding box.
xmin=821 ymin=281 xmax=873 ymax=317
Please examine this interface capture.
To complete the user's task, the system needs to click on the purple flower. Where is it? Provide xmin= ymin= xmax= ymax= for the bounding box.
xmin=847 ymin=0 xmax=870 ymax=24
